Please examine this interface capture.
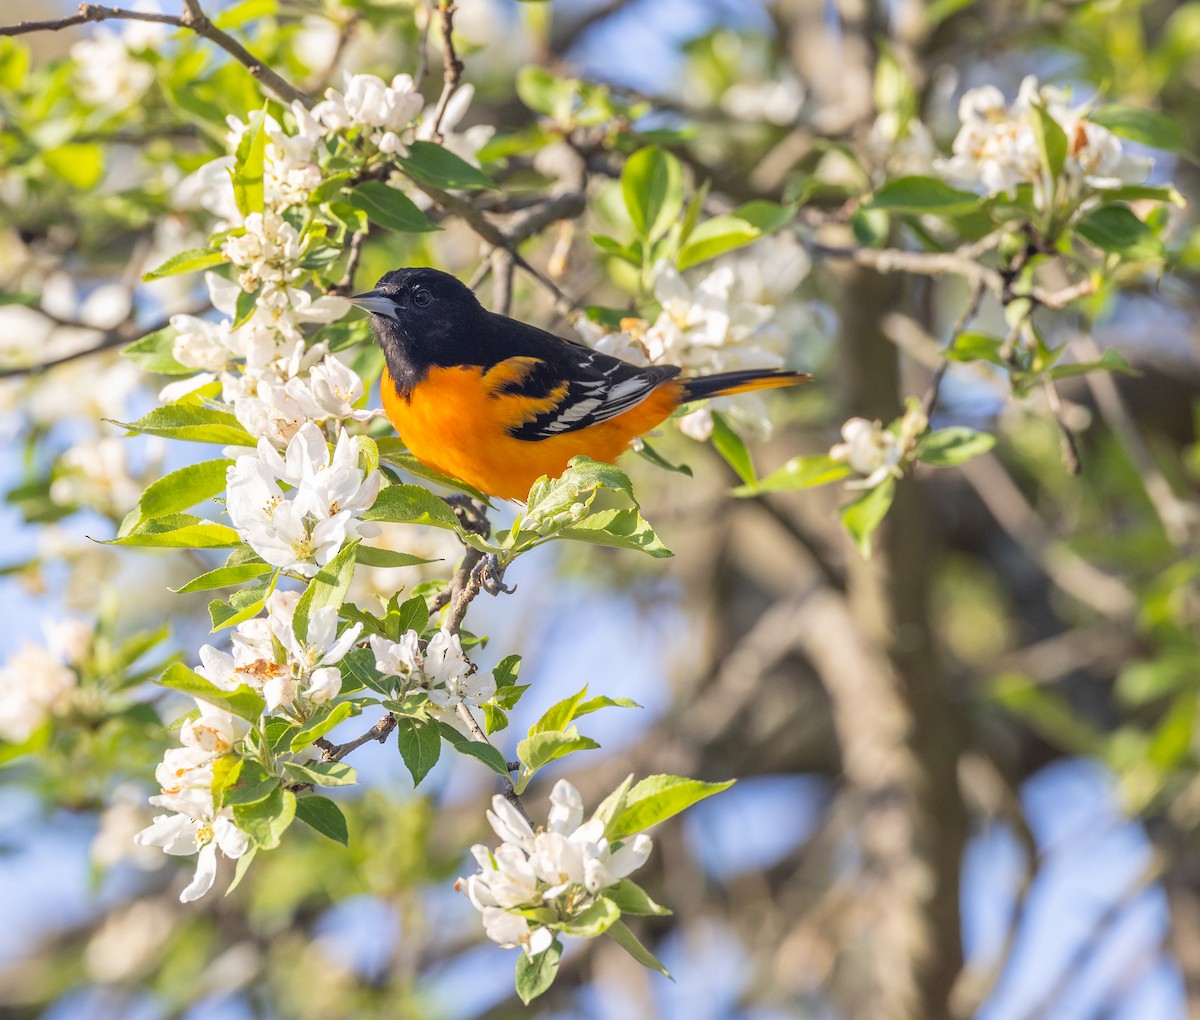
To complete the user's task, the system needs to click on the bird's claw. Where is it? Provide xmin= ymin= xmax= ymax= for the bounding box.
xmin=475 ymin=553 xmax=516 ymax=596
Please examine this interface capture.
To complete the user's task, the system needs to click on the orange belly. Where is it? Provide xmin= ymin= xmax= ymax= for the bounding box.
xmin=380 ymin=363 xmax=681 ymax=501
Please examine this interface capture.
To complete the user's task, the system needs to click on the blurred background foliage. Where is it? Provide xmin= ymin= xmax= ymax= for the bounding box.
xmin=2 ymin=0 xmax=1200 ymax=1018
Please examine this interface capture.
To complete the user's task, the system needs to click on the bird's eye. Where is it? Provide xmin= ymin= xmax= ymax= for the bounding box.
xmin=412 ymin=288 xmax=433 ymax=308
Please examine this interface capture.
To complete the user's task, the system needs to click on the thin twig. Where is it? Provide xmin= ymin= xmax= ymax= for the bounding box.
xmin=1 ymin=3 xmax=311 ymax=108
xmin=414 ymin=0 xmax=434 ymax=89
xmin=491 ymin=249 xmax=514 ymax=317
xmin=0 ymin=309 xmax=202 ymax=379
xmin=315 ymin=713 xmax=397 ymax=762
xmin=923 ymin=278 xmax=987 ymax=418
xmin=328 ymin=231 xmax=367 ymax=296
xmin=426 ymin=0 xmax=463 ymax=144
xmin=1042 ymin=377 xmax=1082 ymax=475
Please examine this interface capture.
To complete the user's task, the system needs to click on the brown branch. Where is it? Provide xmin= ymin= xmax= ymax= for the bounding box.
xmin=426 ymin=0 xmax=464 ymax=144
xmin=315 ymin=713 xmax=397 ymax=762
xmin=0 ymin=308 xmax=204 ymax=379
xmin=327 ymin=231 xmax=367 ymax=296
xmin=1 ymin=3 xmax=311 ymax=108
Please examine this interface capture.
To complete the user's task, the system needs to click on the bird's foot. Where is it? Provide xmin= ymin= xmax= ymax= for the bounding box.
xmin=474 ymin=553 xmax=516 ymax=596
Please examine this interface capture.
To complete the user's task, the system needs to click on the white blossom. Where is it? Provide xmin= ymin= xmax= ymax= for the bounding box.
xmin=935 ymin=75 xmax=1151 ymax=201
xmin=457 ymin=780 xmax=655 ymax=957
xmin=0 ymin=638 xmax=78 ymax=743
xmin=830 ymin=403 xmax=927 ymax=490
xmin=225 ymin=424 xmax=380 ymax=576
xmin=310 ymin=72 xmax=423 ymax=151
xmin=373 ymin=629 xmax=495 ymax=715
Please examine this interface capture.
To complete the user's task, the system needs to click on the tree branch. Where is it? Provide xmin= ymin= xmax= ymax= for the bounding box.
xmin=315 ymin=713 xmax=397 ymax=762
xmin=1 ymin=3 xmax=312 ymax=108
xmin=425 ymin=0 xmax=464 ymax=144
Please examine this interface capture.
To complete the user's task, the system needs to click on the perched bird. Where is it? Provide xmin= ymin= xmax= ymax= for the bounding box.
xmin=350 ymin=267 xmax=811 ymax=501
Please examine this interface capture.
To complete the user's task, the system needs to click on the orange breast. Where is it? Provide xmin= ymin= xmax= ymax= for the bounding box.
xmin=380 ymin=363 xmax=681 ymax=501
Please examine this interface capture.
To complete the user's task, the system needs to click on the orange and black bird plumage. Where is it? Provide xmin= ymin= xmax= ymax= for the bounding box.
xmin=351 ymin=267 xmax=811 ymax=501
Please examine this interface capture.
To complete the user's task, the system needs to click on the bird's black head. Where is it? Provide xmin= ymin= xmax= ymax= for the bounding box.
xmin=349 ymin=267 xmax=490 ymax=391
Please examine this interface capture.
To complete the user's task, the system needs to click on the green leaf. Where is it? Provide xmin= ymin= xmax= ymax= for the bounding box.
xmin=437 ymin=722 xmax=511 ymax=775
xmin=395 ymin=716 xmax=441 ymax=785
xmin=610 ymin=775 xmax=734 ymax=841
xmin=574 ymin=695 xmax=640 ymax=718
xmin=1116 ymin=654 xmax=1200 ymax=706
xmin=337 ymin=646 xmax=391 ymax=694
xmin=293 ymin=540 xmax=358 ymax=644
xmin=515 ymin=940 xmax=562 ymax=1005
xmin=208 ymin=578 xmax=272 ymax=632
xmin=108 ymin=514 xmax=242 ymax=549
xmin=1076 ymin=205 xmax=1164 ymax=261
xmin=43 ymin=143 xmax=104 ymax=189
xmin=133 ymin=459 xmax=231 ymax=525
xmin=732 ymin=454 xmax=851 ymax=496
xmin=283 ymin=760 xmax=358 ymax=787
xmin=171 ymin=561 xmax=272 ymax=594
xmin=561 ymin=897 xmax=620 ymax=937
xmin=294 ymin=794 xmax=349 ymax=845
xmin=158 ymin=661 xmax=266 ymax=722
xmin=222 ymin=761 xmax=279 ymax=806
xmin=233 ymin=787 xmax=296 ymax=850
xmin=141 ymin=248 xmax=227 ymax=283
xmin=915 ymin=427 xmax=995 ymax=467
xmin=1089 ymin=104 xmax=1185 ymax=153
xmin=677 ymin=215 xmax=762 ymax=271
xmin=1031 ymin=102 xmax=1067 ymax=179
xmin=290 ymin=701 xmax=356 ymax=752
xmin=395 ymin=140 xmax=497 ymax=190
xmin=946 ymin=331 xmax=1006 ymax=366
xmin=840 ymin=477 xmax=896 ymax=557
xmin=528 ymin=686 xmax=589 ymax=736
xmin=122 ymin=327 xmax=193 ymax=376
xmin=111 ymin=403 xmax=255 ymax=446
xmin=515 ymin=728 xmax=599 ymax=792
xmin=606 ymin=920 xmax=670 ymax=978
xmin=621 ymin=146 xmax=684 ymax=242
xmin=494 ymin=654 xmax=521 ymax=688
xmin=346 ymin=181 xmax=439 ymax=233
xmin=636 ymin=439 xmax=693 ymax=477
xmin=1049 ymin=348 xmax=1138 ymax=381
xmin=605 ymin=879 xmax=672 ymax=916
xmin=225 ymin=846 xmax=257 ymax=896
xmin=387 ymin=594 xmax=430 ymax=640
xmin=361 ymin=484 xmax=460 ymax=529
xmin=516 ymin=65 xmax=570 ymax=119
xmin=354 ymin=546 xmax=437 ymax=569
xmin=867 ymin=176 xmax=981 ymax=215
xmin=710 ymin=411 xmax=756 ymax=485
xmin=232 ymin=109 xmax=266 ymax=217
xmin=556 ymin=508 xmax=672 ymax=558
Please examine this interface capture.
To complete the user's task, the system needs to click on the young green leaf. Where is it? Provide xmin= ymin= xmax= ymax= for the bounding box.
xmin=122 ymin=327 xmax=193 ymax=375
xmin=346 ymin=181 xmax=439 ymax=233
xmin=556 ymin=508 xmax=673 ymax=558
xmin=1089 ymin=104 xmax=1185 ymax=153
xmin=609 ymin=775 xmax=735 ymax=841
xmin=395 ymin=140 xmax=497 ymax=190
xmin=515 ymin=940 xmax=562 ymax=1005
xmin=141 ymin=248 xmax=226 ymax=283
xmin=292 ymin=539 xmax=359 ymax=643
xmin=915 ymin=427 xmax=996 ymax=467
xmin=438 ymin=722 xmax=512 ymax=775
xmin=621 ymin=146 xmax=685 ymax=242
xmin=605 ymin=879 xmax=672 ymax=916
xmin=710 ymin=411 xmax=756 ymax=486
xmin=232 ymin=110 xmax=266 ymax=217
xmin=732 ymin=455 xmax=852 ymax=496
xmin=233 ymin=787 xmax=296 ymax=850
xmin=283 ymin=760 xmax=358 ymax=787
xmin=866 ymin=176 xmax=980 ymax=215
xmin=396 ymin=716 xmax=441 ymax=785
xmin=132 ymin=459 xmax=232 ymax=525
xmin=290 ymin=702 xmax=356 ymax=752
xmin=221 ymin=761 xmax=279 ymax=807
xmin=158 ymin=662 xmax=266 ymax=722
xmin=108 ymin=514 xmax=242 ymax=549
xmin=840 ymin=477 xmax=897 ymax=557
xmin=1076 ymin=205 xmax=1164 ymax=261
xmin=294 ymin=794 xmax=349 ymax=846
xmin=170 ymin=561 xmax=273 ymax=594
xmin=110 ymin=403 xmax=255 ymax=446
xmin=606 ymin=920 xmax=671 ymax=978
xmin=361 ymin=484 xmax=461 ymax=529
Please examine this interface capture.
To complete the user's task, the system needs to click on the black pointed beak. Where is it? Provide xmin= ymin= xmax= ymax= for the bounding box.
xmin=348 ymin=290 xmax=399 ymax=320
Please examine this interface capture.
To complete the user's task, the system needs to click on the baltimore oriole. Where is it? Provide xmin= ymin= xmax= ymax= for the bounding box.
xmin=350 ymin=267 xmax=811 ymax=501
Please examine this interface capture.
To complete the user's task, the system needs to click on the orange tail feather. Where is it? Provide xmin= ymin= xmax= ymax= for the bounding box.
xmin=681 ymin=369 xmax=812 ymax=401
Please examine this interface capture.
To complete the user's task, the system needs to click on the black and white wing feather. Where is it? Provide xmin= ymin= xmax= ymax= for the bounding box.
xmin=503 ymin=340 xmax=680 ymax=441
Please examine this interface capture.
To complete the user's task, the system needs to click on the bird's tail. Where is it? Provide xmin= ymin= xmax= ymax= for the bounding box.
xmin=680 ymin=368 xmax=812 ymax=402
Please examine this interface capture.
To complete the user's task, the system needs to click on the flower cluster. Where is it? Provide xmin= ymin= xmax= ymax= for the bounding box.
xmin=198 ymin=590 xmax=362 ymax=713
xmin=456 ymin=781 xmax=653 ymax=957
xmin=0 ymin=619 xmax=90 ymax=743
xmin=225 ymin=422 xmax=380 ymax=577
xmin=135 ymin=743 xmax=250 ymax=902
xmin=371 ymin=629 xmax=496 ymax=726
xmin=310 ymin=72 xmax=423 ymax=155
xmin=935 ymin=75 xmax=1152 ymax=202
xmin=581 ymin=235 xmax=812 ymax=440
xmin=830 ymin=402 xmax=928 ymax=490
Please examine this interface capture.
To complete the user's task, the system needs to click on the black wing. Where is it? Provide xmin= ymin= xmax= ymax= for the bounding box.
xmin=490 ymin=326 xmax=679 ymax=441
